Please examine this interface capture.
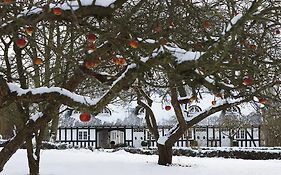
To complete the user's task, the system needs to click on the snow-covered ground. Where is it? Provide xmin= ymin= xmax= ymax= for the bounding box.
xmin=2 ymin=149 xmax=281 ymax=175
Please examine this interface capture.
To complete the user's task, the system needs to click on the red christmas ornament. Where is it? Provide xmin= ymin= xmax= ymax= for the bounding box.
xmin=202 ymin=20 xmax=211 ymax=29
xmin=165 ymin=105 xmax=171 ymax=111
xmin=80 ymin=112 xmax=91 ymax=122
xmin=34 ymin=57 xmax=43 ymax=65
xmin=129 ymin=40 xmax=139 ymax=49
xmin=249 ymin=44 xmax=257 ymax=50
xmin=87 ymin=34 xmax=97 ymax=43
xmin=84 ymin=59 xmax=100 ymax=69
xmin=53 ymin=7 xmax=62 ymax=16
xmin=259 ymin=98 xmax=267 ymax=104
xmin=25 ymin=26 xmax=33 ymax=36
xmin=112 ymin=57 xmax=126 ymax=65
xmin=16 ymin=38 xmax=27 ymax=48
xmin=242 ymin=77 xmax=254 ymax=86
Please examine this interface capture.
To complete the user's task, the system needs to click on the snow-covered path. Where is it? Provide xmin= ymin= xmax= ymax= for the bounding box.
xmin=2 ymin=149 xmax=281 ymax=175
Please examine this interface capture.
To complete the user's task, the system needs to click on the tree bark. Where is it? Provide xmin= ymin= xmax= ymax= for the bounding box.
xmin=157 ymin=144 xmax=173 ymax=165
xmin=0 ymin=103 xmax=57 ymax=173
xmin=26 ymin=138 xmax=40 ymax=175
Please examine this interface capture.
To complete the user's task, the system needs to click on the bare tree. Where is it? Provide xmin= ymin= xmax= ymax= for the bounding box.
xmin=0 ymin=0 xmax=281 ymax=173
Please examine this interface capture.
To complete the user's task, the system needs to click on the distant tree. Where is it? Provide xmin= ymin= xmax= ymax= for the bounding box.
xmin=0 ymin=0 xmax=281 ymax=173
xmin=260 ymin=88 xmax=281 ymax=146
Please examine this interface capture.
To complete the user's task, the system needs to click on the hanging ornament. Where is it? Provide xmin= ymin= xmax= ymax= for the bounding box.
xmin=34 ymin=57 xmax=43 ymax=65
xmin=258 ymin=98 xmax=267 ymax=104
xmin=112 ymin=57 xmax=126 ymax=65
xmin=84 ymin=58 xmax=101 ymax=69
xmin=80 ymin=112 xmax=91 ymax=122
xmin=16 ymin=38 xmax=27 ymax=48
xmin=165 ymin=105 xmax=171 ymax=111
xmin=211 ymin=95 xmax=218 ymax=107
xmin=52 ymin=7 xmax=62 ymax=16
xmin=129 ymin=40 xmax=139 ymax=49
xmin=25 ymin=26 xmax=33 ymax=36
xmin=242 ymin=77 xmax=254 ymax=86
xmin=202 ymin=20 xmax=211 ymax=29
xmin=211 ymin=100 xmax=216 ymax=107
xmin=249 ymin=44 xmax=257 ymax=50
xmin=87 ymin=34 xmax=97 ymax=43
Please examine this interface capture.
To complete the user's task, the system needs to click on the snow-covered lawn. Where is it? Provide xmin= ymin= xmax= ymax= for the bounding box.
xmin=2 ymin=149 xmax=281 ymax=175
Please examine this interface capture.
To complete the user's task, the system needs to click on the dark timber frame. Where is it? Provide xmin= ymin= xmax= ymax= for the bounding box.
xmin=57 ymin=125 xmax=261 ymax=148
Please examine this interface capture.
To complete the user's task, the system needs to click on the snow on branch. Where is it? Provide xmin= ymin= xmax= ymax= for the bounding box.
xmin=164 ymin=45 xmax=204 ymax=64
xmin=224 ymin=13 xmax=243 ymax=33
xmin=157 ymin=124 xmax=179 ymax=145
xmin=111 ymin=64 xmax=137 ymax=87
xmin=7 ymin=83 xmax=99 ymax=106
xmin=0 ymin=0 xmax=124 ymax=34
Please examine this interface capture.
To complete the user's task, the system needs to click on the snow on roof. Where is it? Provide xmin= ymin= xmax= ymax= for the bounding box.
xmin=61 ymin=93 xmax=257 ymax=127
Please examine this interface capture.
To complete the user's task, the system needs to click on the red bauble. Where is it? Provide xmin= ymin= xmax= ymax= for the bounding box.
xmin=34 ymin=57 xmax=43 ymax=65
xmin=16 ymin=38 xmax=27 ymax=48
xmin=129 ymin=40 xmax=139 ymax=49
xmin=80 ymin=112 xmax=91 ymax=122
xmin=87 ymin=34 xmax=97 ymax=43
xmin=259 ymin=98 xmax=267 ymax=104
xmin=165 ymin=105 xmax=171 ymax=111
xmin=249 ymin=44 xmax=257 ymax=50
xmin=242 ymin=77 xmax=254 ymax=86
xmin=203 ymin=20 xmax=211 ymax=29
xmin=112 ymin=57 xmax=126 ymax=65
xmin=53 ymin=7 xmax=62 ymax=16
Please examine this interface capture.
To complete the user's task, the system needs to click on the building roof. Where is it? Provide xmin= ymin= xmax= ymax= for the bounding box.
xmin=60 ymin=93 xmax=260 ymax=127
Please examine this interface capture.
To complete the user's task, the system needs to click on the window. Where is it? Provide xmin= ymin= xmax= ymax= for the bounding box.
xmin=100 ymin=107 xmax=111 ymax=115
xmin=226 ymin=106 xmax=240 ymax=114
xmin=83 ymin=131 xmax=87 ymax=140
xmin=197 ymin=136 xmax=200 ymax=140
xmin=78 ymin=131 xmax=88 ymax=140
xmin=135 ymin=106 xmax=145 ymax=115
xmin=187 ymin=130 xmax=192 ymax=139
xmin=240 ymin=130 xmax=245 ymax=139
xmin=188 ymin=105 xmax=202 ymax=115
xmin=236 ymin=130 xmax=240 ymax=138
xmin=111 ymin=132 xmax=117 ymax=140
xmin=203 ymin=136 xmax=206 ymax=139
xmin=133 ymin=128 xmax=144 ymax=132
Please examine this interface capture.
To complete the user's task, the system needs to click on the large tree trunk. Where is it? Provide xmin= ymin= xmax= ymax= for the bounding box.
xmin=157 ymin=144 xmax=173 ymax=165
